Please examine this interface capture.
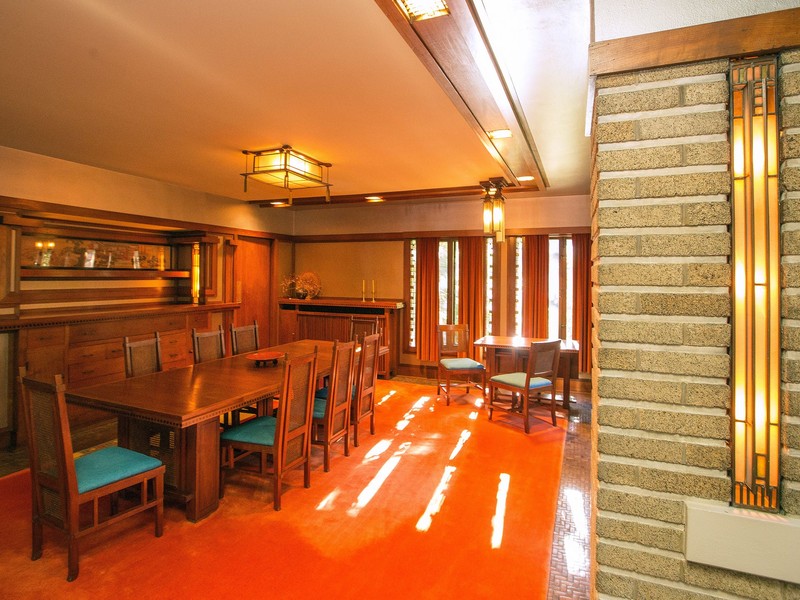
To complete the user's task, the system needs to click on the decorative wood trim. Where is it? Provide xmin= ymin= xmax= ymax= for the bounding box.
xmin=589 ymin=8 xmax=800 ymax=76
xmin=291 ymin=226 xmax=591 ymax=244
xmin=20 ymin=268 xmax=190 ymax=280
xmin=20 ymin=287 xmax=177 ymax=304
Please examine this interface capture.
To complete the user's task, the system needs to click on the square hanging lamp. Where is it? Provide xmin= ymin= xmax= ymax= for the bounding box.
xmin=242 ymin=145 xmax=332 ymax=202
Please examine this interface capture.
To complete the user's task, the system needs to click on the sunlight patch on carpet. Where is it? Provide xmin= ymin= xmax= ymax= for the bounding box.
xmin=362 ymin=438 xmax=393 ymax=463
xmin=449 ymin=430 xmax=471 ymax=460
xmin=491 ymin=473 xmax=511 ymax=549
xmin=415 ymin=465 xmax=456 ymax=532
xmin=348 ymin=441 xmax=410 ymax=517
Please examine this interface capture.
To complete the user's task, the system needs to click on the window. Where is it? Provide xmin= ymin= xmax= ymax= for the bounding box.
xmin=512 ymin=235 xmax=574 ymax=339
xmin=438 ymin=239 xmax=458 ymax=325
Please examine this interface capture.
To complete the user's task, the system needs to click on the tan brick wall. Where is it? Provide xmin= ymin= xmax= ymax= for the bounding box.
xmin=592 ymin=51 xmax=800 ymax=598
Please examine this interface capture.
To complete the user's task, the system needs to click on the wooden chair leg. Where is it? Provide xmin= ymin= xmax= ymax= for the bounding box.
xmin=523 ymin=394 xmax=530 ymax=434
xmin=67 ymin=532 xmax=79 ymax=582
xmin=273 ymin=474 xmax=282 ymax=511
xmin=304 ymin=460 xmax=311 ymax=488
xmin=32 ymin=516 xmax=43 ymax=561
xmin=323 ymin=443 xmax=331 ymax=472
xmin=344 ymin=431 xmax=350 ymax=457
xmin=155 ymin=476 xmax=164 ymax=538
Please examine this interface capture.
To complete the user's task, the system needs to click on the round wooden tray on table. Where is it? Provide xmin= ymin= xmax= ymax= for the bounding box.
xmin=245 ymin=350 xmax=283 ymax=367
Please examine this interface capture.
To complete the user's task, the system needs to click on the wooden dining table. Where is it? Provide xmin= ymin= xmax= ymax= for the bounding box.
xmin=65 ymin=339 xmax=333 ymax=522
xmin=473 ymin=336 xmax=580 ymax=409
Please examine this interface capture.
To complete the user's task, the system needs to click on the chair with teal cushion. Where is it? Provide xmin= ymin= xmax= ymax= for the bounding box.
xmin=487 ymin=339 xmax=562 ymax=432
xmin=219 ymin=349 xmax=317 ymax=510
xmin=436 ymin=323 xmax=486 ymax=405
xmin=19 ymin=369 xmax=165 ymax=582
xmin=311 ymin=340 xmax=356 ymax=471
xmin=351 ymin=333 xmax=380 ymax=447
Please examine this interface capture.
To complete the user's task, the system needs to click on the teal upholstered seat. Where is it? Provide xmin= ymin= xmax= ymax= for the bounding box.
xmin=312 ymin=396 xmax=327 ymax=420
xmin=440 ymin=357 xmax=484 ymax=370
xmin=220 ymin=415 xmax=277 ymax=445
xmin=489 ymin=373 xmax=552 ymax=391
xmin=75 ymin=446 xmax=163 ymax=494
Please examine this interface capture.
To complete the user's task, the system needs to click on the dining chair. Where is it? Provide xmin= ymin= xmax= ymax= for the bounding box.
xmin=192 ymin=326 xmax=226 ymax=363
xmin=18 ymin=368 xmax=165 ymax=582
xmin=311 ymin=340 xmax=356 ymax=471
xmin=123 ymin=332 xmax=162 ymax=378
xmin=349 ymin=316 xmax=379 ymax=344
xmin=351 ymin=332 xmax=380 ymax=447
xmin=230 ymin=320 xmax=260 ymax=355
xmin=219 ymin=349 xmax=318 ymax=510
xmin=436 ymin=323 xmax=486 ymax=405
xmin=486 ymin=339 xmax=562 ymax=432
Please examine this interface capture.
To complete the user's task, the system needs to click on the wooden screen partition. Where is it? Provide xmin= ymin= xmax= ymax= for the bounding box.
xmin=278 ymin=298 xmax=404 ymax=378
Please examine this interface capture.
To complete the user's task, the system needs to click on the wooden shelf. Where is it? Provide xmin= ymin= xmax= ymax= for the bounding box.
xmin=21 ymin=268 xmax=190 ymax=280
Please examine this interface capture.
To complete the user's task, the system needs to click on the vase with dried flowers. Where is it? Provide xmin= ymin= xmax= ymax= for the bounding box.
xmin=281 ymin=271 xmax=322 ymax=299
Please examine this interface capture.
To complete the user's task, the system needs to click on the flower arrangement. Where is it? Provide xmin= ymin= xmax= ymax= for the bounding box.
xmin=282 ymin=271 xmax=322 ymax=299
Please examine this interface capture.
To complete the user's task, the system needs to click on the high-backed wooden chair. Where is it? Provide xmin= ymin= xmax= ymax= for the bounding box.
xmin=230 ymin=321 xmax=260 ymax=355
xmin=486 ymin=339 xmax=562 ymax=432
xmin=311 ymin=340 xmax=356 ymax=471
xmin=123 ymin=332 xmax=162 ymax=378
xmin=192 ymin=326 xmax=225 ymax=363
xmin=219 ymin=349 xmax=318 ymax=510
xmin=349 ymin=316 xmax=379 ymax=344
xmin=18 ymin=369 xmax=165 ymax=581
xmin=436 ymin=323 xmax=486 ymax=405
xmin=351 ymin=332 xmax=380 ymax=447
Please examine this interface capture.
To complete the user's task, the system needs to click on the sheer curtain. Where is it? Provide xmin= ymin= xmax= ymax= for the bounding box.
xmin=521 ymin=235 xmax=549 ymax=338
xmin=457 ymin=237 xmax=485 ymax=360
xmin=415 ymin=237 xmax=440 ymax=362
xmin=571 ymin=233 xmax=592 ymax=373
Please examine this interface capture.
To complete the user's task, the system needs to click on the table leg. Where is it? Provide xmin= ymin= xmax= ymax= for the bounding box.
xmin=184 ymin=419 xmax=221 ymax=522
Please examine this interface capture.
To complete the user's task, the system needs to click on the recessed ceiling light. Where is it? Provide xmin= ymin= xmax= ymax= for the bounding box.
xmin=395 ymin=0 xmax=449 ymax=22
xmin=365 ymin=196 xmax=385 ymax=203
xmin=517 ymin=175 xmax=534 ymax=182
xmin=487 ymin=129 xmax=512 ymax=139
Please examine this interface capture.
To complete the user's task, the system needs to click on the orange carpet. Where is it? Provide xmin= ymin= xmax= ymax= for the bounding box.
xmin=0 ymin=380 xmax=565 ymax=599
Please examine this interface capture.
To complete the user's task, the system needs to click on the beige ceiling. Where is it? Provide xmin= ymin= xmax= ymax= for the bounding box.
xmin=0 ymin=0 xmax=591 ymax=205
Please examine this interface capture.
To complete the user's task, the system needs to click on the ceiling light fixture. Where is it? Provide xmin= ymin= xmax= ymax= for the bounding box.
xmin=517 ymin=175 xmax=534 ymax=182
xmin=394 ymin=0 xmax=449 ymax=22
xmin=481 ymin=177 xmax=507 ymax=243
xmin=487 ymin=129 xmax=512 ymax=139
xmin=242 ymin=145 xmax=332 ymax=204
xmin=365 ymin=196 xmax=385 ymax=203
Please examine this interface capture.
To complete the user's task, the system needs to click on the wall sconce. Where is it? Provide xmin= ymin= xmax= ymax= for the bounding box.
xmin=481 ymin=177 xmax=507 ymax=243
xmin=241 ymin=145 xmax=332 ymax=203
xmin=191 ymin=242 xmax=201 ymax=305
xmin=730 ymin=56 xmax=780 ymax=511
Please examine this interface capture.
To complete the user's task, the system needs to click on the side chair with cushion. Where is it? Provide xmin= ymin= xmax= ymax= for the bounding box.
xmin=219 ymin=349 xmax=318 ymax=511
xmin=486 ymin=339 xmax=562 ymax=432
xmin=123 ymin=332 xmax=162 ymax=378
xmin=192 ymin=326 xmax=226 ymax=363
xmin=437 ymin=323 xmax=486 ymax=405
xmin=351 ymin=332 xmax=380 ymax=447
xmin=311 ymin=340 xmax=356 ymax=471
xmin=230 ymin=320 xmax=260 ymax=355
xmin=19 ymin=369 xmax=165 ymax=582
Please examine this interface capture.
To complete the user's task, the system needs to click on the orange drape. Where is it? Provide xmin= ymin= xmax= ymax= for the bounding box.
xmin=457 ymin=237 xmax=485 ymax=360
xmin=522 ymin=235 xmax=549 ymax=338
xmin=415 ymin=238 xmax=440 ymax=362
xmin=571 ymin=233 xmax=591 ymax=373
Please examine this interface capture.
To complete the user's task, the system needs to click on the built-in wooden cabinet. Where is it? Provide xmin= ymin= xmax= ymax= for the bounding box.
xmin=278 ymin=297 xmax=404 ymax=377
xmin=3 ymin=304 xmax=236 ymax=447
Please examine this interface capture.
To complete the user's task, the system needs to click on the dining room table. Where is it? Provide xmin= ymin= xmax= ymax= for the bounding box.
xmin=473 ymin=336 xmax=580 ymax=409
xmin=65 ymin=339 xmax=334 ymax=522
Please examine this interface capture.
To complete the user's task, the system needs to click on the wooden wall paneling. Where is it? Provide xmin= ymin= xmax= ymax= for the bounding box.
xmin=234 ymin=236 xmax=271 ymax=339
